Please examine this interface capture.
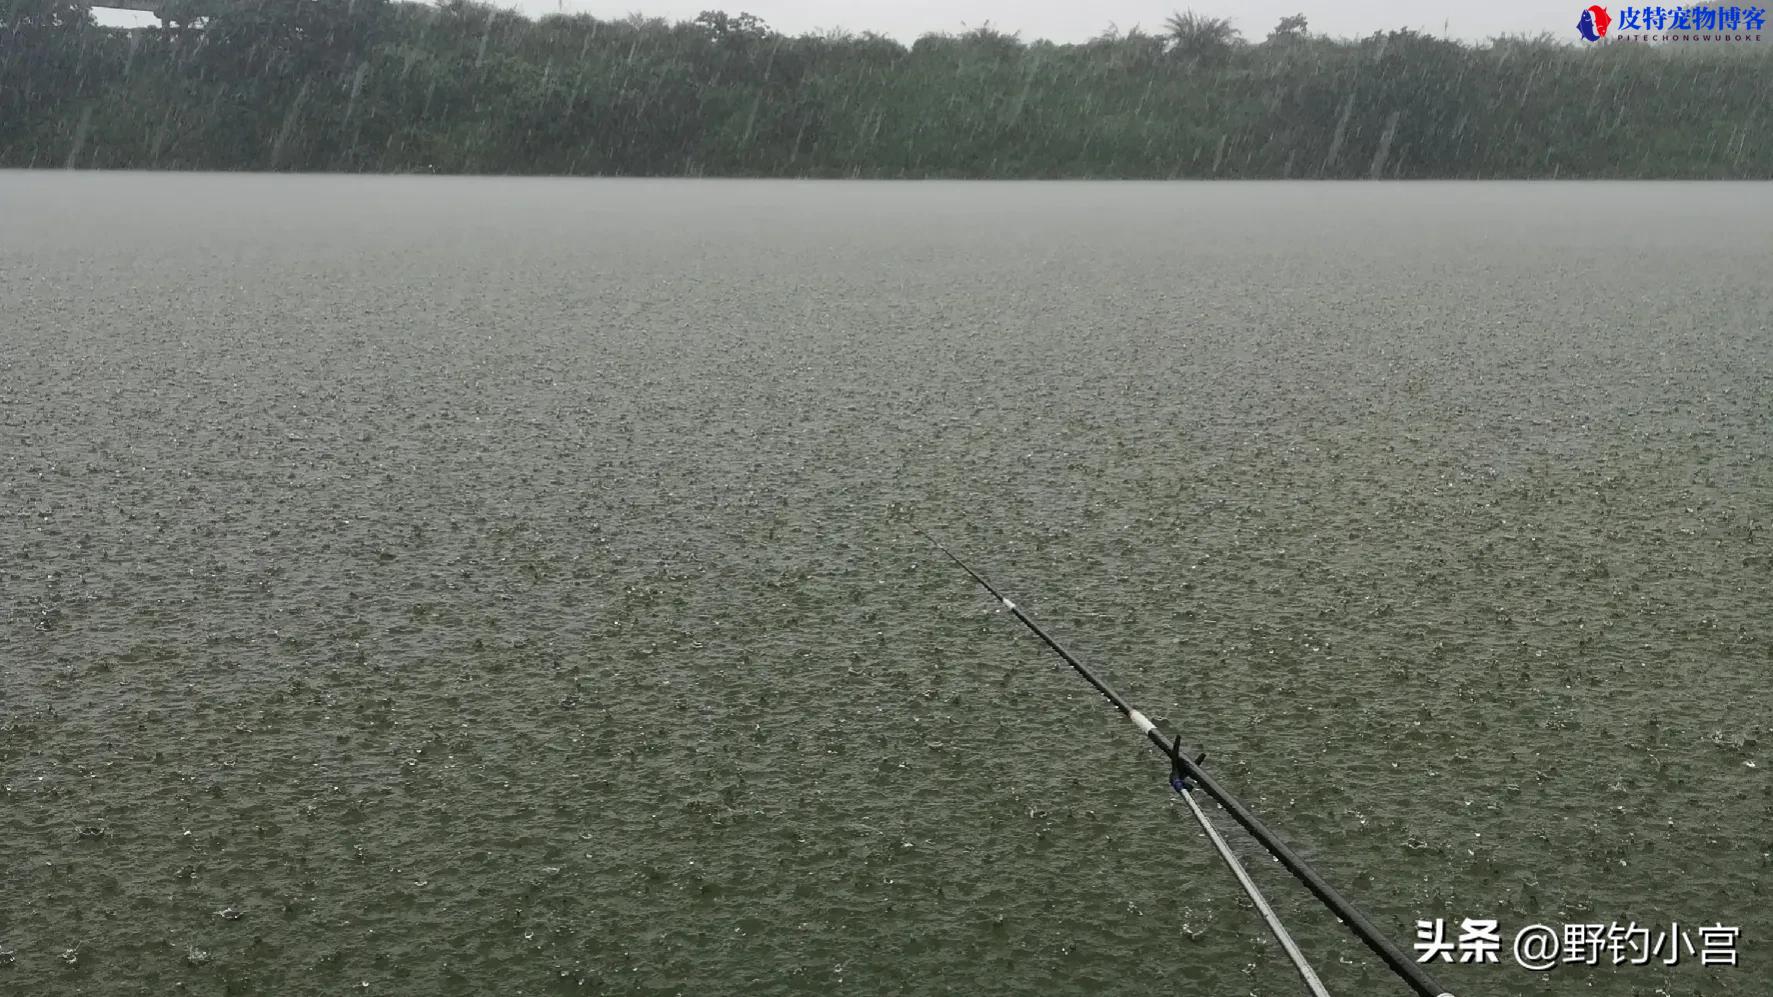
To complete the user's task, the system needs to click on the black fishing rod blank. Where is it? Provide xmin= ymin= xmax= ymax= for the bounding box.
xmin=922 ymin=531 xmax=1455 ymax=997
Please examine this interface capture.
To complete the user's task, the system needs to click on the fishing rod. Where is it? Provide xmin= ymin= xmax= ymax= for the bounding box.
xmin=921 ymin=531 xmax=1455 ymax=997
xmin=1167 ymin=736 xmax=1331 ymax=996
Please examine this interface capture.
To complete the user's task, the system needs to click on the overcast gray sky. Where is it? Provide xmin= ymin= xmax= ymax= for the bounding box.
xmin=96 ymin=1 xmax=1584 ymax=43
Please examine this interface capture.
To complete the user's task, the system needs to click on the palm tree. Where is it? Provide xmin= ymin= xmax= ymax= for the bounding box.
xmin=1163 ymin=10 xmax=1240 ymax=62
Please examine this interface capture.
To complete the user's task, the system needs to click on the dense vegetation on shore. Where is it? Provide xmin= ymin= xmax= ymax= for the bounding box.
xmin=4 ymin=0 xmax=1770 ymax=177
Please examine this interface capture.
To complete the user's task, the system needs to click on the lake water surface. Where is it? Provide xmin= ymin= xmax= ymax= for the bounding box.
xmin=2 ymin=175 xmax=1770 ymax=996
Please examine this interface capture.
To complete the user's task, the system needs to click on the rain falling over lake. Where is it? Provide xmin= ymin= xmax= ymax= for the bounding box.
xmin=2 ymin=173 xmax=1769 ymax=996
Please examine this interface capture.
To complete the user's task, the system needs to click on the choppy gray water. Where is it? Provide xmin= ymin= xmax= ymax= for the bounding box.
xmin=2 ymin=175 xmax=1770 ymax=996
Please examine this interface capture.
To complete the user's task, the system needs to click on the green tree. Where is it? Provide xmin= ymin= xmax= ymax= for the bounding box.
xmin=1164 ymin=10 xmax=1240 ymax=63
xmin=2 ymin=2 xmax=1769 ymax=177
xmin=0 ymin=0 xmax=94 ymax=154
xmin=1267 ymin=14 xmax=1309 ymax=44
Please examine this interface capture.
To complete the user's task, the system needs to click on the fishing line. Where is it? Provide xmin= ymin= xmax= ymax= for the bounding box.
xmin=1171 ymin=752 xmax=1331 ymax=997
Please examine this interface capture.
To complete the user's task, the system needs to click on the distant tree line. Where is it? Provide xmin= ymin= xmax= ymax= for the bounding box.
xmin=2 ymin=0 xmax=1769 ymax=176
